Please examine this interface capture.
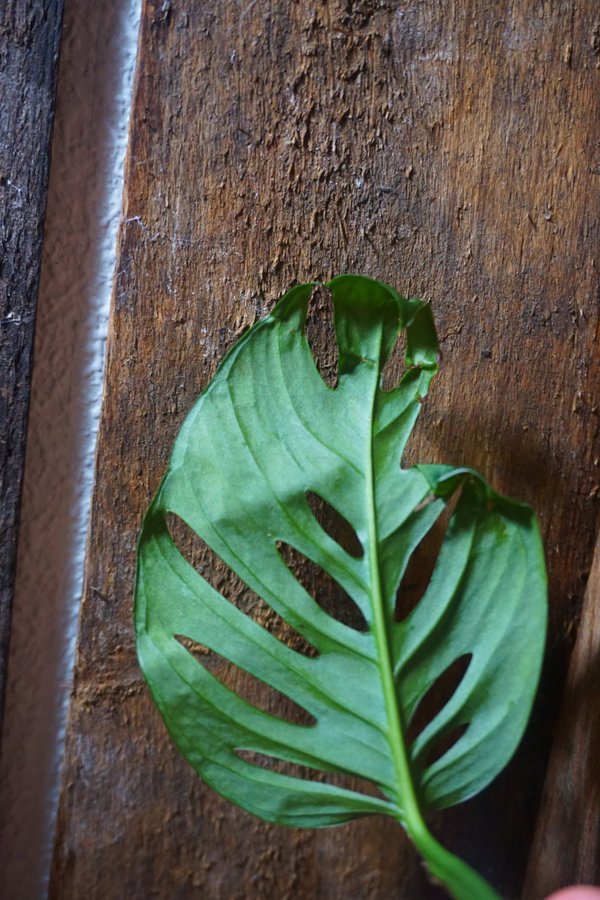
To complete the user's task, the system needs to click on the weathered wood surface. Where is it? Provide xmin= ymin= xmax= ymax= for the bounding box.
xmin=0 ymin=0 xmax=64 ymax=725
xmin=524 ymin=530 xmax=600 ymax=899
xmin=52 ymin=1 xmax=600 ymax=897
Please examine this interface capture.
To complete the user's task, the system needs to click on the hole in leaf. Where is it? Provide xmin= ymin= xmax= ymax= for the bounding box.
xmin=277 ymin=541 xmax=367 ymax=632
xmin=395 ymin=491 xmax=459 ymax=622
xmin=380 ymin=328 xmax=407 ymax=391
xmin=175 ymin=635 xmax=316 ymax=726
xmin=407 ymin=654 xmax=472 ymax=748
xmin=167 ymin=512 xmax=318 ymax=658
xmin=305 ymin=491 xmax=363 ymax=559
xmin=235 ymin=749 xmax=387 ymax=800
xmin=304 ymin=284 xmax=338 ymax=388
xmin=423 ymin=722 xmax=469 ymax=768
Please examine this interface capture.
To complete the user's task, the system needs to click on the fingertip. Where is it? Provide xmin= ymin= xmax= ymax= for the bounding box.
xmin=545 ymin=888 xmax=600 ymax=900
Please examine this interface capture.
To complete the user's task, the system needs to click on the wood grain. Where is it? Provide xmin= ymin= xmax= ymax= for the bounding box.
xmin=52 ymin=1 xmax=600 ymax=897
xmin=0 ymin=0 xmax=64 ymax=724
xmin=523 ymin=531 xmax=600 ymax=899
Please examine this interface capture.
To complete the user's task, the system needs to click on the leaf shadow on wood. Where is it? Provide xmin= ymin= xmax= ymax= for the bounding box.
xmin=525 ymin=632 xmax=600 ymax=897
xmin=552 ymin=640 xmax=600 ymax=835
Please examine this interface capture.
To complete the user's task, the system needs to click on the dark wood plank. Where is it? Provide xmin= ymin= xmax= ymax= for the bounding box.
xmin=523 ymin=531 xmax=600 ymax=899
xmin=51 ymin=1 xmax=600 ymax=897
xmin=0 ymin=0 xmax=64 ymax=723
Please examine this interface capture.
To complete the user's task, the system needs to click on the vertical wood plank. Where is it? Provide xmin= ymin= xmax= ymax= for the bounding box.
xmin=52 ymin=1 xmax=600 ymax=897
xmin=523 ymin=532 xmax=600 ymax=899
xmin=0 ymin=0 xmax=64 ymax=723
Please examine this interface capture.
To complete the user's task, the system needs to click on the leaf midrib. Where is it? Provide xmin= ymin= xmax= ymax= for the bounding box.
xmin=364 ymin=347 xmax=424 ymax=829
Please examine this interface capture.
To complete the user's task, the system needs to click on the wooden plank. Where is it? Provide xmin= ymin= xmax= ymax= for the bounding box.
xmin=0 ymin=0 xmax=64 ymax=724
xmin=523 ymin=531 xmax=600 ymax=899
xmin=51 ymin=1 xmax=600 ymax=897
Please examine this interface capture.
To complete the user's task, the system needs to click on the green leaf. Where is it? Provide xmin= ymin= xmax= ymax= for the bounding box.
xmin=135 ymin=275 xmax=547 ymax=899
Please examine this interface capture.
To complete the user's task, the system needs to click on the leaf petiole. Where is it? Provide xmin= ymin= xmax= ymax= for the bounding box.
xmin=400 ymin=811 xmax=502 ymax=900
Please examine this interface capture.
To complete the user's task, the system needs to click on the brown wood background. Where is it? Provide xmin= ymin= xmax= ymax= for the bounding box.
xmin=0 ymin=0 xmax=63 ymax=724
xmin=525 ymin=530 xmax=600 ymax=898
xmin=51 ymin=1 xmax=600 ymax=898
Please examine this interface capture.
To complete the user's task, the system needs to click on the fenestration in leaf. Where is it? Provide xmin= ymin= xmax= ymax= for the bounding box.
xmin=135 ymin=275 xmax=547 ymax=900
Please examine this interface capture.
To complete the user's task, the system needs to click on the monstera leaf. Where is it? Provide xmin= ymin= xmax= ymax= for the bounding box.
xmin=135 ymin=275 xmax=547 ymax=899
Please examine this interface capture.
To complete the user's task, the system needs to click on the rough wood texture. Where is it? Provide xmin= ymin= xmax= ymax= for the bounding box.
xmin=524 ymin=531 xmax=600 ymax=899
xmin=0 ymin=0 xmax=63 ymax=723
xmin=52 ymin=2 xmax=600 ymax=897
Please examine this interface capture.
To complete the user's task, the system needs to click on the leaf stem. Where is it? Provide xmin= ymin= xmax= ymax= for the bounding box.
xmin=401 ymin=811 xmax=502 ymax=900
xmin=365 ymin=355 xmax=500 ymax=900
